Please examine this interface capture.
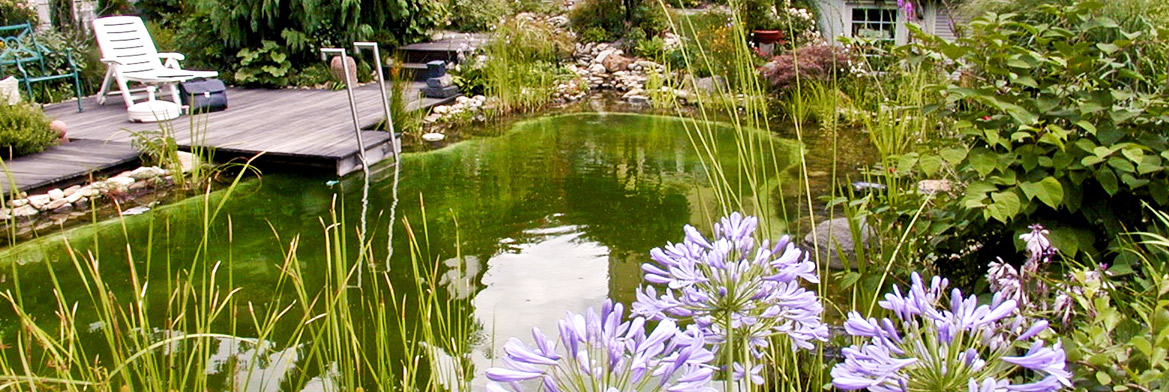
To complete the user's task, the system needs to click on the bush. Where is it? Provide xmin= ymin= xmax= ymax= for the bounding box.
xmin=0 ymin=0 xmax=38 ymax=25
xmin=447 ymin=0 xmax=512 ymax=32
xmin=634 ymin=36 xmax=666 ymax=60
xmin=0 ymin=103 xmax=57 ymax=158
xmin=181 ymin=0 xmax=443 ymax=84
xmin=580 ymin=26 xmax=610 ymax=43
xmin=905 ymin=0 xmax=1169 ymax=265
xmin=569 ymin=0 xmax=668 ymax=42
xmin=758 ymin=44 xmax=851 ymax=90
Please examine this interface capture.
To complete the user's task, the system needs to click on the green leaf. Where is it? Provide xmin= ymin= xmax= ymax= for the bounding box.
xmin=987 ymin=190 xmax=1021 ymax=223
xmin=1152 ymin=180 xmax=1169 ymax=205
xmin=1075 ymin=120 xmax=1097 ymax=134
xmin=919 ymin=155 xmax=944 ymax=176
xmin=940 ymin=148 xmax=967 ymax=165
xmin=1097 ymin=42 xmax=1121 ymax=54
xmin=1121 ymin=173 xmax=1149 ymax=189
xmin=1097 ymin=168 xmax=1120 ymax=195
xmin=1019 ymin=177 xmax=1064 ymax=208
xmin=969 ymin=149 xmax=998 ymax=177
xmin=1014 ymin=76 xmax=1038 ymax=88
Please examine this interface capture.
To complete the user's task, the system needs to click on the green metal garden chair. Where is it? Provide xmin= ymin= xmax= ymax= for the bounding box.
xmin=0 ymin=23 xmax=84 ymax=112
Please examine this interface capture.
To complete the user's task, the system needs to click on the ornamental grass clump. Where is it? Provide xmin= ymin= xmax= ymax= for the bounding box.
xmin=485 ymin=300 xmax=716 ymax=392
xmin=631 ymin=213 xmax=828 ymax=380
xmin=832 ymin=272 xmax=1072 ymax=392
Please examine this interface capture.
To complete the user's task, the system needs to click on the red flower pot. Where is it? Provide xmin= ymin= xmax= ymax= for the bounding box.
xmin=753 ymin=30 xmax=784 ymax=44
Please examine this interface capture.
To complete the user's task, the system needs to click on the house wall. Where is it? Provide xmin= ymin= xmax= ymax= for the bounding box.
xmin=29 ymin=0 xmax=98 ymax=31
xmin=816 ymin=0 xmax=957 ymax=44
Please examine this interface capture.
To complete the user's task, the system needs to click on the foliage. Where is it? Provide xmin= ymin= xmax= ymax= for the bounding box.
xmin=482 ymin=15 xmax=572 ymax=113
xmin=633 ymin=35 xmax=666 ymax=60
xmin=0 ymin=103 xmax=55 ymax=158
xmin=185 ymin=0 xmax=442 ymax=79
xmin=905 ymin=1 xmax=1169 ymax=263
xmin=741 ymin=0 xmax=818 ymax=41
xmin=447 ymin=0 xmax=511 ymax=32
xmin=232 ymin=40 xmax=292 ymax=87
xmin=758 ymin=44 xmax=851 ymax=90
xmin=669 ymin=9 xmax=740 ymax=79
xmin=569 ymin=0 xmax=668 ymax=43
xmin=287 ymin=62 xmax=335 ymax=87
xmin=580 ymin=26 xmax=609 ymax=43
xmin=449 ymin=56 xmax=486 ymax=96
xmin=0 ymin=0 xmax=38 ymax=26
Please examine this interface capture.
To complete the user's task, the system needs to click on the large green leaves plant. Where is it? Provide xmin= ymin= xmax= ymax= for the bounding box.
xmin=910 ymin=1 xmax=1169 ymax=258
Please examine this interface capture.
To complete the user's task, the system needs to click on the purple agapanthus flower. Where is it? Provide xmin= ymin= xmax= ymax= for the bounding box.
xmin=631 ymin=213 xmax=828 ymax=380
xmin=485 ymin=300 xmax=716 ymax=392
xmin=832 ymin=272 xmax=1071 ymax=392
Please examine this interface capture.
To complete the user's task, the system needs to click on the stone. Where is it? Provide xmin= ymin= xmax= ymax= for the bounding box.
xmin=421 ymin=133 xmax=445 ymax=142
xmin=424 ymin=60 xmax=448 ymax=79
xmin=129 ymin=181 xmax=149 ymax=190
xmin=12 ymin=205 xmax=38 ymax=218
xmin=917 ymin=179 xmax=954 ymax=195
xmin=432 ymin=105 xmax=450 ymax=115
xmin=802 ymin=217 xmax=875 ymax=270
xmin=73 ymin=197 xmax=90 ymax=210
xmin=8 ymin=198 xmax=27 ymax=208
xmin=329 ymin=55 xmax=359 ymax=85
xmin=627 ymin=95 xmax=650 ymax=105
xmin=622 ymin=88 xmax=644 ymax=99
xmin=0 ymin=208 xmax=9 ymax=220
xmin=127 ymin=166 xmax=165 ymax=180
xmin=81 ymin=186 xmax=100 ymax=198
xmin=44 ymin=199 xmax=69 ymax=211
xmin=52 ymin=203 xmax=73 ymax=214
xmin=47 ymin=188 xmax=65 ymax=200
xmin=65 ymin=191 xmax=83 ymax=204
xmin=693 ymin=76 xmax=726 ymax=93
xmin=421 ymin=85 xmax=459 ymax=99
xmin=108 ymin=177 xmax=135 ymax=188
xmin=177 ymin=151 xmax=197 ymax=173
xmin=426 ymin=75 xmax=453 ymax=88
xmin=27 ymin=194 xmax=51 ymax=209
xmin=852 ymin=181 xmax=887 ymax=192
xmin=587 ymin=63 xmax=607 ymax=75
xmin=62 ymin=185 xmax=81 ymax=197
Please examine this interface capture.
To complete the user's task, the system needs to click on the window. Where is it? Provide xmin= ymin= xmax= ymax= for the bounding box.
xmin=850 ymin=7 xmax=897 ymax=41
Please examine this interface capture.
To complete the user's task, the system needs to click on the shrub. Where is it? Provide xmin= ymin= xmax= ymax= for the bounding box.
xmin=569 ymin=0 xmax=668 ymax=42
xmin=758 ymin=44 xmax=851 ymax=90
xmin=580 ymin=26 xmax=610 ymax=43
xmin=905 ymin=0 xmax=1169 ymax=264
xmin=184 ymin=0 xmax=442 ymax=82
xmin=232 ymin=40 xmax=292 ymax=87
xmin=0 ymin=0 xmax=38 ymax=25
xmin=0 ymin=103 xmax=57 ymax=158
xmin=634 ymin=35 xmax=666 ymax=60
xmin=447 ymin=0 xmax=512 ymax=32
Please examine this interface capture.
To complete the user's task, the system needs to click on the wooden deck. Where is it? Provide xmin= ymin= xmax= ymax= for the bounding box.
xmin=1 ymin=139 xmax=140 ymax=195
xmin=40 ymin=82 xmax=449 ymax=177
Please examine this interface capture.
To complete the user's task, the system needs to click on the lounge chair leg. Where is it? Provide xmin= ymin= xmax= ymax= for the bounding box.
xmin=96 ymin=67 xmax=113 ymax=106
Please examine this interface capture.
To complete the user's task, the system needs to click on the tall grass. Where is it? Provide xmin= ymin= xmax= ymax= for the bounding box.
xmin=0 ymin=167 xmax=470 ymax=391
xmin=482 ymin=15 xmax=573 ymax=114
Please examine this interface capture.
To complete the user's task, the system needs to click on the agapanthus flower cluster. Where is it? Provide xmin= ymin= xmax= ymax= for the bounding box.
xmin=832 ymin=272 xmax=1071 ymax=392
xmin=485 ymin=300 xmax=715 ymax=392
xmin=987 ymin=225 xmax=1057 ymax=311
xmin=631 ymin=213 xmax=828 ymax=362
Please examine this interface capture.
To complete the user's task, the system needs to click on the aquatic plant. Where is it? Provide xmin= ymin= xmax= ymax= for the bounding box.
xmin=832 ymin=272 xmax=1071 ymax=391
xmin=485 ymin=300 xmax=715 ymax=392
xmin=631 ymin=212 xmax=828 ymax=383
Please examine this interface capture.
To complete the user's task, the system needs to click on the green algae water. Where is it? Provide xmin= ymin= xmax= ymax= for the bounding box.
xmin=0 ymin=113 xmax=805 ymax=391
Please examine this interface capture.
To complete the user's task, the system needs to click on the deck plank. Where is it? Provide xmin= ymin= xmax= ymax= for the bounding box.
xmin=38 ymin=82 xmax=454 ymax=180
xmin=0 ymin=139 xmax=140 ymax=194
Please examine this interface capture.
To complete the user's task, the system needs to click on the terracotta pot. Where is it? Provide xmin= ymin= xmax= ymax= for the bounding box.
xmin=753 ymin=30 xmax=784 ymax=45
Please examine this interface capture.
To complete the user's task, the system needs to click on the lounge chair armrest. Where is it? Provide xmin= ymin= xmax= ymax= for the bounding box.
xmin=100 ymin=57 xmax=123 ymax=65
xmin=159 ymin=52 xmax=185 ymax=69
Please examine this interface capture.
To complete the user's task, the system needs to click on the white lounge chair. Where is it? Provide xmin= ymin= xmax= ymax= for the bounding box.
xmin=92 ymin=16 xmax=218 ymax=108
